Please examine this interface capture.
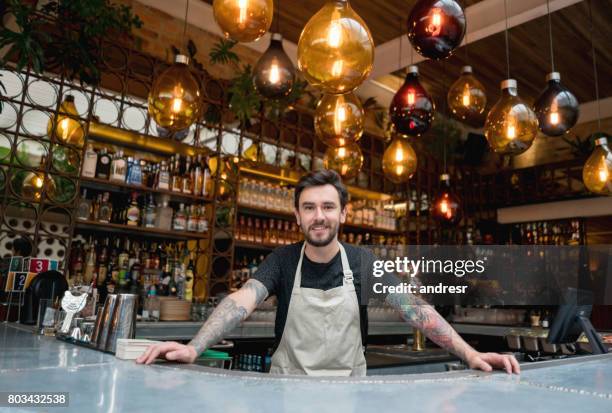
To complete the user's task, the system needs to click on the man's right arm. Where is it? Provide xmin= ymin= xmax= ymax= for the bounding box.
xmin=136 ymin=279 xmax=269 ymax=364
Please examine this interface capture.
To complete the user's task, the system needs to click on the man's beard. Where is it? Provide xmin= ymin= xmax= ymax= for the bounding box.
xmin=301 ymin=220 xmax=339 ymax=247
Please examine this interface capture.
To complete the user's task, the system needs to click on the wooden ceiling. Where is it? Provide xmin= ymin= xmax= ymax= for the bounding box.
xmin=202 ymin=0 xmax=485 ymax=45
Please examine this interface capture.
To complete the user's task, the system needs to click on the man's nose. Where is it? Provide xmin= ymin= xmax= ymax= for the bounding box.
xmin=313 ymin=206 xmax=325 ymax=220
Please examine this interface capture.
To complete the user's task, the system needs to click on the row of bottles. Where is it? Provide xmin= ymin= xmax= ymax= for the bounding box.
xmin=68 ymin=237 xmax=197 ymax=312
xmin=235 ymin=215 xmax=303 ymax=245
xmin=515 ymin=220 xmax=582 ymax=245
xmin=346 ymin=199 xmax=397 ymax=231
xmin=232 ymin=353 xmax=271 ymax=372
xmin=339 ymin=232 xmax=407 ymax=246
xmin=238 ymin=179 xmax=294 ymax=213
xmin=231 ymin=255 xmax=265 ymax=290
xmin=76 ymin=190 xmax=208 ymax=233
xmin=82 ymin=145 xmax=212 ymax=197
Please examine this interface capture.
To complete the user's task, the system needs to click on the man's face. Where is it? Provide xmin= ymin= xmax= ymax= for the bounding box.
xmin=295 ymin=184 xmax=346 ymax=247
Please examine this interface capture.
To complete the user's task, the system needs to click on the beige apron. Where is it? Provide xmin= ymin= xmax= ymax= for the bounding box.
xmin=270 ymin=242 xmax=367 ymax=376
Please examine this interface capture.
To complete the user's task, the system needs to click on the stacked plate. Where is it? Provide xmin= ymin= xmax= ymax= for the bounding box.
xmin=159 ymin=297 xmax=192 ymax=321
xmin=115 ymin=339 xmax=161 ymax=360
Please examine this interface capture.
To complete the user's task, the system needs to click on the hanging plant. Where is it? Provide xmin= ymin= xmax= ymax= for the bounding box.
xmin=420 ymin=116 xmax=464 ymax=166
xmin=0 ymin=0 xmax=141 ymax=88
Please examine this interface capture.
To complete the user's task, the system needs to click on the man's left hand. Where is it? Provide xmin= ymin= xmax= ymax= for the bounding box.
xmin=466 ymin=351 xmax=520 ymax=374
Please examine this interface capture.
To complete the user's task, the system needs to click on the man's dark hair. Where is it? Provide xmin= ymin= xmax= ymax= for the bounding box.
xmin=294 ymin=169 xmax=349 ymax=210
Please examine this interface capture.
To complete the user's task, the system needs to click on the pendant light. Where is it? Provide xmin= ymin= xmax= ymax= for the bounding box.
xmin=382 ymin=136 xmax=417 ymax=183
xmin=533 ymin=0 xmax=579 ymax=136
xmin=484 ymin=0 xmax=537 ymax=156
xmin=389 ymin=65 xmax=435 ymax=136
xmin=407 ymin=0 xmax=466 ymax=60
xmin=253 ymin=33 xmax=295 ymax=99
xmin=148 ymin=0 xmax=202 ymax=131
xmin=213 ymin=0 xmax=273 ymax=43
xmin=582 ymin=1 xmax=610 ymax=195
xmin=298 ymin=0 xmax=374 ymax=94
xmin=314 ymin=92 xmax=364 ymax=147
xmin=431 ymin=173 xmax=461 ymax=224
xmin=323 ymin=142 xmax=363 ymax=180
xmin=583 ymin=137 xmax=612 ymax=195
xmin=47 ymin=95 xmax=84 ymax=147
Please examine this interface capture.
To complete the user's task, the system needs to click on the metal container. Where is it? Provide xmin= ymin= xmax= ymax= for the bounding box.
xmin=539 ymin=337 xmax=559 ymax=354
xmin=523 ymin=335 xmax=540 ymax=352
xmin=506 ymin=335 xmax=522 ymax=351
xmin=105 ymin=294 xmax=138 ymax=353
xmin=92 ymin=294 xmax=118 ymax=351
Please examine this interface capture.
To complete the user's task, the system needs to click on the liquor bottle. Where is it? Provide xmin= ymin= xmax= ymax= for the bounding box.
xmin=82 ymin=144 xmax=97 ymax=178
xmin=246 ymin=217 xmax=254 ymax=242
xmin=269 ymin=219 xmax=277 ymax=244
xmin=187 ymin=205 xmax=198 ymax=232
xmin=157 ymin=161 xmax=170 ymax=190
xmin=182 ymin=156 xmax=193 ymax=194
xmin=97 ymin=239 xmax=109 ymax=288
xmin=283 ymin=221 xmax=290 ymax=245
xmin=95 ymin=148 xmax=111 ymax=179
xmin=276 ymin=220 xmax=284 ymax=244
xmin=144 ymin=194 xmax=157 ymax=228
xmin=91 ymin=194 xmax=102 ymax=221
xmin=83 ymin=238 xmax=97 ymax=285
xmin=155 ymin=200 xmax=173 ymax=231
xmin=202 ymin=157 xmax=211 ymax=197
xmin=127 ymin=157 xmax=143 ymax=185
xmin=237 ymin=216 xmax=245 ymax=240
xmin=98 ymin=192 xmax=113 ymax=223
xmin=262 ymin=220 xmax=270 ymax=244
xmin=76 ymin=189 xmax=92 ymax=220
xmin=173 ymin=203 xmax=186 ymax=231
xmin=184 ymin=253 xmax=195 ymax=302
xmin=171 ymin=156 xmax=183 ymax=192
xmin=117 ymin=239 xmax=130 ymax=290
xmin=254 ymin=218 xmax=262 ymax=243
xmin=110 ymin=150 xmax=127 ymax=182
xmin=197 ymin=205 xmax=208 ymax=233
xmin=193 ymin=154 xmax=203 ymax=196
xmin=126 ymin=192 xmax=140 ymax=226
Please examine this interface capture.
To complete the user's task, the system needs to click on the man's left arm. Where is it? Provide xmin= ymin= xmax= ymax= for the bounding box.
xmin=386 ymin=292 xmax=520 ymax=374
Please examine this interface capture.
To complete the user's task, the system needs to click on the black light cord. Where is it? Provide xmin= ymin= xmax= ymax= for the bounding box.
xmin=588 ymin=0 xmax=601 ymax=130
xmin=504 ymin=0 xmax=510 ymax=79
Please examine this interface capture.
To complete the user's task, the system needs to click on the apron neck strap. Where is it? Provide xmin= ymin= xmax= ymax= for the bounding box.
xmin=295 ymin=242 xmax=354 ymax=288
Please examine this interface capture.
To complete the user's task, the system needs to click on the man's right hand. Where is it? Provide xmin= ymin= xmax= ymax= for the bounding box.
xmin=136 ymin=342 xmax=198 ymax=365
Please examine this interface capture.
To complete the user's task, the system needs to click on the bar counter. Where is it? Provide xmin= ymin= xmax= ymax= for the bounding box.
xmin=1 ymin=324 xmax=611 ymax=412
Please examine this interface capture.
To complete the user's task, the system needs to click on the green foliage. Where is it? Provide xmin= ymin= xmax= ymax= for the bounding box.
xmin=228 ymin=64 xmax=262 ymax=127
xmin=562 ymin=134 xmax=600 ymax=158
xmin=0 ymin=0 xmax=141 ymax=86
xmin=421 ymin=116 xmax=464 ymax=165
xmin=263 ymin=79 xmax=309 ymax=123
xmin=209 ymin=39 xmax=239 ymax=67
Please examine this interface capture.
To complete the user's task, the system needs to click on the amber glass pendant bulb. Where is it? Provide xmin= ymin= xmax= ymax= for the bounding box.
xmin=323 ymin=142 xmax=363 ymax=180
xmin=315 ymin=92 xmax=364 ymax=147
xmin=297 ymin=0 xmax=374 ymax=94
xmin=534 ymin=72 xmax=579 ymax=137
xmin=484 ymin=79 xmax=538 ymax=156
xmin=47 ymin=95 xmax=84 ymax=147
xmin=148 ymin=55 xmax=202 ymax=132
xmin=382 ymin=136 xmax=417 ymax=184
xmin=253 ymin=33 xmax=295 ymax=99
xmin=20 ymin=172 xmax=56 ymax=201
xmin=447 ymin=66 xmax=487 ymax=127
xmin=583 ymin=137 xmax=612 ymax=195
xmin=212 ymin=0 xmax=273 ymax=42
xmin=431 ymin=173 xmax=461 ymax=224
xmin=407 ymin=0 xmax=466 ymax=60
xmin=390 ymin=66 xmax=435 ymax=137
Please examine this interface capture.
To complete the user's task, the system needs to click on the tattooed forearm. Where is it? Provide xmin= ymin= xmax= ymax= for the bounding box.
xmin=188 ymin=279 xmax=268 ymax=355
xmin=386 ymin=292 xmax=476 ymax=361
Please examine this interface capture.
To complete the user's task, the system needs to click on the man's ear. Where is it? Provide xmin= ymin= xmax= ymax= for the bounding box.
xmin=340 ymin=205 xmax=347 ymax=224
xmin=294 ymin=207 xmax=300 ymax=226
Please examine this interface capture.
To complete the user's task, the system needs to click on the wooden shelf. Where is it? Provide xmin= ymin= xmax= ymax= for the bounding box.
xmin=234 ymin=240 xmax=286 ymax=251
xmin=342 ymin=222 xmax=401 ymax=236
xmin=75 ymin=219 xmax=209 ymax=240
xmin=237 ymin=203 xmax=294 ymax=220
xmin=80 ymin=176 xmax=212 ymax=203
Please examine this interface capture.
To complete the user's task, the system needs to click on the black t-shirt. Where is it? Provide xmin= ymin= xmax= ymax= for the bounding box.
xmin=252 ymin=241 xmax=379 ymax=350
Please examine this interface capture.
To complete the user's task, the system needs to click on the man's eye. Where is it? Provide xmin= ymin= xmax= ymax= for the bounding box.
xmin=324 ymin=205 xmax=335 ymax=210
xmin=304 ymin=206 xmax=313 ymax=210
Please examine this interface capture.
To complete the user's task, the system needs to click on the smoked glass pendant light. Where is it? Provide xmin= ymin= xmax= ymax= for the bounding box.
xmin=582 ymin=1 xmax=610 ymax=196
xmin=253 ymin=33 xmax=295 ymax=99
xmin=213 ymin=0 xmax=273 ymax=42
xmin=382 ymin=136 xmax=417 ymax=183
xmin=484 ymin=0 xmax=537 ymax=156
xmin=533 ymin=0 xmax=579 ymax=136
xmin=297 ymin=0 xmax=374 ymax=94
xmin=389 ymin=65 xmax=435 ymax=137
xmin=47 ymin=95 xmax=85 ymax=147
xmin=431 ymin=173 xmax=461 ymax=224
xmin=447 ymin=66 xmax=487 ymax=127
xmin=407 ymin=0 xmax=466 ymax=60
xmin=148 ymin=0 xmax=202 ymax=131
xmin=323 ymin=142 xmax=363 ymax=180
xmin=314 ymin=92 xmax=364 ymax=147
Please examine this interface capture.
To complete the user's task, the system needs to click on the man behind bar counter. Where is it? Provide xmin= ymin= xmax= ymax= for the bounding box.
xmin=138 ymin=169 xmax=520 ymax=376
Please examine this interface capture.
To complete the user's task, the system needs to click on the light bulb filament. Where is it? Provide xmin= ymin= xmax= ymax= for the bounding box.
xmin=427 ymin=9 xmax=442 ymax=36
xmin=172 ymin=97 xmax=183 ymax=113
xmin=599 ymin=167 xmax=609 ymax=183
xmin=331 ymin=59 xmax=344 ymax=77
xmin=328 ymin=10 xmax=342 ymax=48
xmin=269 ymin=62 xmax=280 ymax=84
xmin=334 ymin=104 xmax=347 ymax=136
xmin=462 ymin=92 xmax=471 ymax=107
xmin=396 ymin=165 xmax=404 ymax=176
xmin=439 ymin=199 xmax=449 ymax=214
xmin=395 ymin=148 xmax=404 ymax=162
xmin=238 ymin=0 xmax=248 ymax=25
xmin=407 ymin=90 xmax=416 ymax=105
xmin=507 ymin=124 xmax=516 ymax=140
xmin=60 ymin=118 xmax=69 ymax=141
xmin=549 ymin=112 xmax=559 ymax=125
